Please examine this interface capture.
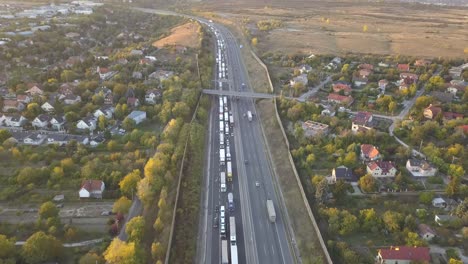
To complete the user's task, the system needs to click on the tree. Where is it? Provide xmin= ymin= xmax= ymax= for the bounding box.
xmin=454 ymin=198 xmax=468 ymax=221
xmin=446 ymin=175 xmax=461 ymax=197
xmin=151 ymin=242 xmax=165 ymax=261
xmin=315 ymin=178 xmax=329 ymax=205
xmin=125 ymin=216 xmax=145 ymax=243
xmin=446 ymin=248 xmax=460 ymax=261
xmin=39 ymin=201 xmax=59 ymax=219
xmin=306 ymin=153 xmax=316 ymax=166
xmin=24 ymin=103 xmax=41 ymax=120
xmin=0 ymin=129 xmax=12 ymax=144
xmin=382 ymin=210 xmax=404 ymax=232
xmin=21 ymin=231 xmax=63 ymax=264
xmin=153 ymin=217 xmax=163 ymax=232
xmin=119 ymin=170 xmax=142 ymax=198
xmin=122 ymin=117 xmax=136 ymax=131
xmin=107 ymin=140 xmax=118 ymax=151
xmin=343 ymin=152 xmax=357 ymax=167
xmin=251 ymin=37 xmax=258 ymax=46
xmin=360 ymin=208 xmax=381 ymax=232
xmin=79 ymin=253 xmax=105 ymax=264
xmin=0 ymin=234 xmax=15 ymax=261
xmin=418 ymin=191 xmax=435 ymax=205
xmin=331 ymin=180 xmax=349 ymax=203
xmin=113 ymin=196 xmax=131 ymax=214
xmin=103 ymin=239 xmax=144 ymax=264
xmin=388 ymin=101 xmax=397 ymax=114
xmin=98 ymin=115 xmax=107 ymax=131
xmin=405 ymin=232 xmax=427 ymax=246
xmin=172 ymin=102 xmax=190 ymax=119
xmin=358 ymin=174 xmax=377 ymax=193
xmin=60 ymin=70 xmax=76 ymax=82
xmin=449 ymin=259 xmax=463 ymax=264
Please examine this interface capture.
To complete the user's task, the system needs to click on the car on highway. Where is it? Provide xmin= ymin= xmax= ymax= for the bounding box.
xmin=255 ymin=181 xmax=260 ymax=187
xmin=213 ymin=213 xmax=219 ymax=228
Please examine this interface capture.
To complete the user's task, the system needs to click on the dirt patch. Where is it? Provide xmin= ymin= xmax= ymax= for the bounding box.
xmin=153 ymin=22 xmax=201 ymax=49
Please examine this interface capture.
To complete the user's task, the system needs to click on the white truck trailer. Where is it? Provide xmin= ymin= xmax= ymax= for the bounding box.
xmin=266 ymin=199 xmax=276 ymax=223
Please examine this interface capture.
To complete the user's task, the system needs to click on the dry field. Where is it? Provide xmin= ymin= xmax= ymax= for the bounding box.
xmin=153 ymin=22 xmax=201 ymax=49
xmin=198 ymin=0 xmax=468 ymax=58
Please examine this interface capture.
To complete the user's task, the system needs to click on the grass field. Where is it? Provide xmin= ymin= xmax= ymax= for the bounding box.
xmin=197 ymin=0 xmax=468 ymax=58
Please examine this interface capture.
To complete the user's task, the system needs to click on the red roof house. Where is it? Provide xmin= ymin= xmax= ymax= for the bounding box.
xmin=360 ymin=144 xmax=380 ymax=161
xmin=397 ymin=64 xmax=410 ymax=72
xmin=79 ymin=180 xmax=105 ymax=199
xmin=367 ymin=161 xmax=397 ymax=178
xmin=327 ymin=93 xmax=353 ymax=105
xmin=423 ymin=104 xmax=442 ymax=119
xmin=377 ymin=246 xmax=430 ymax=264
xmin=332 ymin=82 xmax=352 ymax=95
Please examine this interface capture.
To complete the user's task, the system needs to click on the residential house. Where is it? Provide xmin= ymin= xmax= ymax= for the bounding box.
xmin=4 ymin=115 xmax=27 ymax=127
xmin=93 ymin=106 xmax=114 ymax=119
xmin=359 ymin=69 xmax=372 ymax=78
xmin=443 ymin=112 xmax=464 ymax=122
xmin=76 ymin=116 xmax=96 ymax=131
xmin=96 ymin=66 xmax=114 ymax=80
xmin=148 ymin=70 xmax=174 ymax=82
xmin=301 ymin=120 xmax=329 ymax=137
xmin=32 ymin=114 xmax=51 ymax=129
xmin=65 ymin=56 xmax=83 ymax=68
xmin=127 ymin=97 xmax=140 ymax=108
xmin=62 ymin=94 xmax=81 ymax=105
xmin=378 ymin=79 xmax=388 ymax=90
xmin=2 ymin=99 xmax=24 ymax=112
xmin=456 ymin=125 xmax=468 ymax=135
xmin=327 ymin=93 xmax=353 ymax=105
xmin=434 ymin=214 xmax=458 ymax=226
xmin=16 ymin=94 xmax=32 ymax=104
xmin=418 ymin=224 xmax=436 ymax=241
xmin=414 ymin=59 xmax=431 ymax=67
xmin=23 ymin=133 xmax=47 ymax=145
xmin=432 ymin=198 xmax=447 ymax=208
xmin=331 ymin=57 xmax=342 ymax=65
xmin=358 ymin=63 xmax=374 ymax=70
xmin=332 ymin=81 xmax=352 ymax=95
xmin=360 ymin=144 xmax=380 ymax=161
xmin=376 ymin=246 xmax=430 ymax=264
xmin=353 ymin=76 xmax=368 ymax=87
xmin=406 ymin=159 xmax=437 ymax=177
xmin=352 ymin=112 xmax=373 ymax=132
xmin=79 ymin=180 xmax=105 ymax=199
xmin=399 ymin=72 xmax=419 ymax=83
xmin=321 ymin=105 xmax=336 ymax=116
xmin=423 ymin=104 xmax=442 ymax=119
xmin=367 ymin=161 xmax=397 ymax=178
xmin=448 ymin=63 xmax=468 ymax=79
xmin=298 ymin=64 xmax=312 ymax=74
xmin=290 ymin=74 xmax=308 ymax=87
xmin=446 ymin=86 xmax=460 ymax=95
xmin=127 ymin=110 xmax=146 ymax=124
xmin=397 ymin=63 xmax=410 ymax=72
xmin=95 ymin=86 xmax=112 ymax=96
xmin=132 ymin=71 xmax=143 ymax=79
xmin=46 ymin=134 xmax=70 ymax=146
xmin=58 ymin=83 xmax=76 ymax=96
xmin=41 ymin=102 xmax=55 ymax=112
xmin=50 ymin=116 xmax=65 ymax=131
xmin=69 ymin=135 xmax=89 ymax=145
xmin=327 ymin=165 xmax=354 ymax=184
xmin=90 ymin=135 xmax=106 ymax=147
xmin=378 ymin=62 xmax=390 ymax=68
xmin=104 ymin=93 xmax=114 ymax=105
xmin=25 ymin=83 xmax=44 ymax=96
xmin=145 ymin=89 xmax=162 ymax=105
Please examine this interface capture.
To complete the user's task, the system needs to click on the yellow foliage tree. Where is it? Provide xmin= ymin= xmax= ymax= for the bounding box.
xmin=363 ymin=25 xmax=368 ymax=32
xmin=104 ymin=239 xmax=142 ymax=264
xmin=251 ymin=37 xmax=258 ymax=47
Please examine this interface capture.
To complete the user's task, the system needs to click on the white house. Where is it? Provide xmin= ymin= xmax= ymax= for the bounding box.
xmin=367 ymin=161 xmax=397 ymax=178
xmin=5 ymin=115 xmax=27 ymax=127
xmin=46 ymin=134 xmax=70 ymax=146
xmin=93 ymin=106 xmax=115 ymax=119
xmin=76 ymin=117 xmax=96 ymax=131
xmin=127 ymin=110 xmax=146 ymax=125
xmin=406 ymin=159 xmax=437 ymax=177
xmin=23 ymin=133 xmax=47 ymax=145
xmin=290 ymin=74 xmax=308 ymax=87
xmin=32 ymin=114 xmax=51 ymax=129
xmin=41 ymin=102 xmax=55 ymax=112
xmin=50 ymin=116 xmax=65 ymax=131
xmin=62 ymin=94 xmax=81 ymax=105
xmin=432 ymin=197 xmax=446 ymax=208
xmin=79 ymin=179 xmax=105 ymax=198
xmin=352 ymin=112 xmax=373 ymax=133
xmin=145 ymin=89 xmax=162 ymax=105
xmin=90 ymin=135 xmax=106 ymax=147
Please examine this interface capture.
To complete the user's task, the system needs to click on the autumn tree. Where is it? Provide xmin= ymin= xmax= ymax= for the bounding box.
xmin=119 ymin=170 xmax=142 ymax=198
xmin=151 ymin=242 xmax=165 ymax=261
xmin=103 ymin=238 xmax=144 ymax=264
xmin=382 ymin=210 xmax=404 ymax=232
xmin=113 ymin=196 xmax=132 ymax=215
xmin=358 ymin=174 xmax=377 ymax=193
xmin=0 ymin=129 xmax=12 ymax=144
xmin=21 ymin=231 xmax=63 ymax=264
xmin=125 ymin=216 xmax=145 ymax=243
xmin=0 ymin=234 xmax=16 ymax=262
xmin=418 ymin=191 xmax=435 ymax=205
xmin=251 ymin=37 xmax=258 ymax=46
xmin=359 ymin=208 xmax=382 ymax=233
xmin=79 ymin=252 xmax=105 ymax=264
xmin=405 ymin=232 xmax=427 ymax=246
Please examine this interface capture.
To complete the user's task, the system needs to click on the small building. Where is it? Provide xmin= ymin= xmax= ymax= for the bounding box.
xmin=360 ymin=144 xmax=380 ymax=161
xmin=16 ymin=94 xmax=32 ymax=104
xmin=353 ymin=76 xmax=368 ymax=87
xmin=5 ymin=115 xmax=27 ymax=127
xmin=377 ymin=246 xmax=430 ymax=264
xmin=434 ymin=214 xmax=458 ymax=226
xmin=290 ymin=74 xmax=308 ymax=87
xmin=2 ymin=99 xmax=24 ymax=112
xmin=32 ymin=114 xmax=51 ymax=129
xmin=414 ymin=59 xmax=431 ymax=67
xmin=301 ymin=120 xmax=329 ymax=137
xmin=418 ymin=224 xmax=436 ymax=241
xmin=127 ymin=110 xmax=146 ymax=125
xmin=432 ymin=198 xmax=446 ymax=208
xmin=332 ymin=81 xmax=352 ymax=95
xmin=90 ymin=135 xmax=106 ymax=147
xmin=23 ymin=133 xmax=47 ymax=145
xmin=423 ymin=104 xmax=442 ymax=119
xmin=79 ymin=180 xmax=105 ymax=199
xmin=442 ymin=112 xmax=464 ymax=122
xmin=41 ymin=102 xmax=55 ymax=113
xmin=367 ymin=161 xmax=397 ymax=178
xmin=397 ymin=64 xmax=410 ymax=72
xmin=359 ymin=69 xmax=372 ymax=78
xmin=298 ymin=64 xmax=312 ymax=74
xmin=76 ymin=117 xmax=97 ymax=131
xmin=327 ymin=93 xmax=353 ymax=105
xmin=62 ymin=94 xmax=82 ymax=105
xmin=352 ymin=112 xmax=373 ymax=133
xmin=378 ymin=79 xmax=388 ymax=90
xmin=358 ymin=63 xmax=374 ymax=70
xmin=25 ymin=83 xmax=44 ymax=96
xmin=50 ymin=116 xmax=65 ymax=131
xmin=145 ymin=89 xmax=162 ymax=105
xmin=327 ymin=165 xmax=355 ymax=184
xmin=127 ymin=97 xmax=140 ymax=108
xmin=149 ymin=70 xmax=174 ymax=82
xmin=321 ymin=105 xmax=336 ymax=116
xmin=93 ymin=106 xmax=115 ymax=119
xmin=406 ymin=159 xmax=437 ymax=177
xmin=399 ymin=72 xmax=419 ymax=83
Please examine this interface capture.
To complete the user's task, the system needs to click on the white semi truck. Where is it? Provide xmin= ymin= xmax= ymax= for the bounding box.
xmin=221 ymin=240 xmax=229 ymax=264
xmin=220 ymin=172 xmax=226 ymax=193
xmin=247 ymin=111 xmax=253 ymax=122
xmin=266 ymin=199 xmax=276 ymax=223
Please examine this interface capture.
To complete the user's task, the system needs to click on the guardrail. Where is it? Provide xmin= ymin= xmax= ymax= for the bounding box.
xmin=250 ymin=51 xmax=333 ymax=264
